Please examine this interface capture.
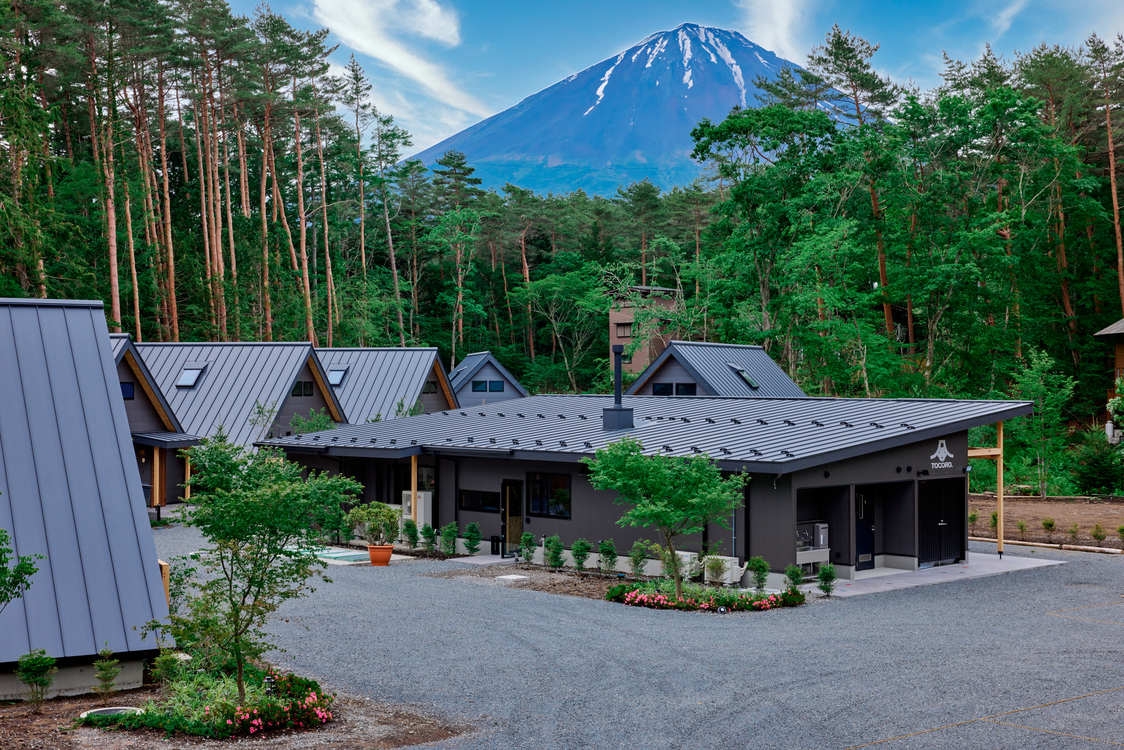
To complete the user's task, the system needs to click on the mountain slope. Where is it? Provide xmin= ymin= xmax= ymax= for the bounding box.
xmin=409 ymin=23 xmax=801 ymax=195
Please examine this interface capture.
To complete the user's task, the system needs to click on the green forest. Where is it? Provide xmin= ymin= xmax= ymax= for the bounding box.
xmin=2 ymin=2 xmax=1124 ymax=491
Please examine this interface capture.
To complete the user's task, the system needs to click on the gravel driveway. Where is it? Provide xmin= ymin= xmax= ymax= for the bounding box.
xmin=152 ymin=523 xmax=1123 ymax=749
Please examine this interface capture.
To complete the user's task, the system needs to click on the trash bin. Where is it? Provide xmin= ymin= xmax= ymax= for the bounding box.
xmin=489 ymin=535 xmax=502 ymax=555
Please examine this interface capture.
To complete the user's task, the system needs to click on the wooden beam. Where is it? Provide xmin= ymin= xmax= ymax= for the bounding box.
xmin=997 ymin=421 xmax=1005 ymax=556
xmin=183 ymin=455 xmax=192 ymax=500
xmin=410 ymin=454 xmax=418 ymax=522
xmin=158 ymin=559 xmax=171 ymax=606
xmin=152 ymin=447 xmax=165 ymax=507
xmin=967 ymin=447 xmax=1002 ymax=458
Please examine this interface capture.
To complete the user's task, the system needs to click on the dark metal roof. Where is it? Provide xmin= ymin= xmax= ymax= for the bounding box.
xmin=316 ymin=347 xmax=456 ymax=422
xmin=131 ymin=431 xmax=201 ymax=449
xmin=262 ymin=393 xmax=1033 ymax=474
xmin=448 ymin=351 xmax=529 ymax=397
xmin=627 ymin=341 xmax=807 ymax=398
xmin=0 ymin=298 xmax=169 ymax=664
xmin=109 ymin=333 xmax=186 ymax=434
xmin=137 ymin=342 xmax=345 ymax=447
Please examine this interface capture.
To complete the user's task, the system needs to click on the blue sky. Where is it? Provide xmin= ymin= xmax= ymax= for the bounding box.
xmin=241 ymin=0 xmax=1123 ymax=152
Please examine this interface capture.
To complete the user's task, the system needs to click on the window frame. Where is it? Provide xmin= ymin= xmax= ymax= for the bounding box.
xmin=120 ymin=381 xmax=135 ymax=400
xmin=651 ymin=382 xmax=673 ymax=396
xmin=175 ymin=367 xmax=204 ymax=388
xmin=526 ymin=471 xmax=572 ymax=520
xmin=327 ymin=368 xmax=347 ymax=387
xmin=488 ymin=380 xmax=505 ymax=393
xmin=458 ymin=489 xmax=501 ymax=513
xmin=471 ymin=380 xmax=487 ymax=393
xmin=675 ymin=382 xmax=697 ymax=396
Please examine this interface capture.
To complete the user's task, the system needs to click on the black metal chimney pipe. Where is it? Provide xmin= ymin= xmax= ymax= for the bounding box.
xmin=603 ymin=344 xmax=633 ymax=430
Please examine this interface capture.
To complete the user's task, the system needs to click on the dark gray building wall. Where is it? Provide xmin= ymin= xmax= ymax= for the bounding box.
xmin=420 ymin=378 xmax=449 ymax=413
xmin=117 ymin=360 xmax=166 ymax=433
xmin=268 ymin=361 xmax=332 ymax=439
xmin=632 ymin=360 xmax=704 ymax=395
xmin=748 ymin=475 xmax=795 ymax=568
xmin=455 ymin=362 xmax=522 ymax=407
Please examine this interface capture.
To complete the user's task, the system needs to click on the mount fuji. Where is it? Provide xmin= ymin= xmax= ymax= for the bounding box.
xmin=409 ymin=23 xmax=803 ymax=196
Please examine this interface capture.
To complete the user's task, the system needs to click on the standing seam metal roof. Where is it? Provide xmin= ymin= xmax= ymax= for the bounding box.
xmin=448 ymin=351 xmax=529 ymax=396
xmin=262 ymin=393 xmax=1032 ymax=473
xmin=109 ymin=333 xmax=186 ymax=435
xmin=136 ymin=342 xmax=344 ymax=447
xmin=627 ymin=341 xmax=806 ymax=398
xmin=0 ymin=298 xmax=168 ymax=663
xmin=316 ymin=347 xmax=454 ymax=423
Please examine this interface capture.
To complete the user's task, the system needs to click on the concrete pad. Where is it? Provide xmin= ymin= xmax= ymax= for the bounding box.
xmin=832 ymin=551 xmax=1062 ymax=597
xmin=495 ymin=574 xmax=529 ymax=584
xmin=451 ymin=554 xmax=518 ymax=567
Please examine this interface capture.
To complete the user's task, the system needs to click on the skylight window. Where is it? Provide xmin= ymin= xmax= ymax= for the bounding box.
xmin=728 ymin=363 xmax=758 ymax=390
xmin=175 ymin=366 xmax=205 ymax=388
xmin=327 ymin=367 xmax=347 ymax=387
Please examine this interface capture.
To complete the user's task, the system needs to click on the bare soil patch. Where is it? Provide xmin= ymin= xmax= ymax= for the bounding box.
xmin=431 ymin=563 xmax=621 ymax=600
xmin=969 ymin=493 xmax=1124 ymax=547
xmin=0 ymin=686 xmax=466 ymax=750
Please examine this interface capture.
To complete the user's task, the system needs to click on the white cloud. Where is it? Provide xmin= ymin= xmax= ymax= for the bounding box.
xmin=313 ymin=0 xmax=490 ymax=118
xmin=733 ymin=0 xmax=816 ymax=63
xmin=990 ymin=0 xmax=1028 ymax=38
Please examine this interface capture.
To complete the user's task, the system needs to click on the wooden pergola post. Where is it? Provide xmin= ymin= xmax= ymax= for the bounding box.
xmin=967 ymin=420 xmax=1005 ymax=558
xmin=410 ymin=454 xmax=418 ymax=522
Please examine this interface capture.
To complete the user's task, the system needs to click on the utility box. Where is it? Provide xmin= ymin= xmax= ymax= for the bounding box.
xmin=401 ymin=490 xmax=433 ymax=528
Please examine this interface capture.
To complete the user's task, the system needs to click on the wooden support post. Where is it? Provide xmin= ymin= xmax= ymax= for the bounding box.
xmin=183 ymin=456 xmax=192 ymax=500
xmin=152 ymin=447 xmax=165 ymax=508
xmin=158 ymin=559 xmax=171 ymax=606
xmin=996 ymin=421 xmax=1005 ymax=557
xmin=410 ymin=454 xmax=418 ymax=522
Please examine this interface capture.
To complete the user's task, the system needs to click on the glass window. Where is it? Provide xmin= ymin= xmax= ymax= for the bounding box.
xmin=615 ymin=322 xmax=633 ymax=338
xmin=175 ymin=367 xmax=204 ymax=388
xmin=327 ymin=368 xmax=347 ymax=386
xmin=459 ymin=489 xmax=501 ymax=512
xmin=488 ymin=380 xmax=504 ymax=392
xmin=729 ymin=364 xmax=759 ymax=389
xmin=291 ymin=380 xmax=313 ymax=397
xmin=120 ymin=382 xmax=135 ymax=400
xmin=421 ymin=380 xmax=438 ymax=394
xmin=651 ymin=382 xmax=673 ymax=396
xmin=471 ymin=380 xmax=487 ymax=392
xmin=527 ymin=472 xmax=571 ymax=519
xmin=675 ymin=382 xmax=697 ymax=396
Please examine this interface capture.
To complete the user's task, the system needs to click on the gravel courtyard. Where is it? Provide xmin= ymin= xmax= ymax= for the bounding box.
xmin=153 ymin=524 xmax=1123 ymax=749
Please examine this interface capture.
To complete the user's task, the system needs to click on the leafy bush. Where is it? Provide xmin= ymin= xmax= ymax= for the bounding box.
xmin=1017 ymin=520 xmax=1027 ymax=540
xmin=816 ymin=563 xmax=836 ymax=597
xmin=544 ymin=535 xmax=565 ymax=569
xmin=463 ymin=522 xmax=481 ymax=555
xmin=570 ymin=538 xmax=592 ymax=572
xmin=598 ymin=538 xmax=618 ymax=575
xmin=150 ymin=650 xmax=184 ymax=686
xmin=609 ymin=579 xmax=805 ymax=612
xmin=1042 ymin=517 xmax=1056 ymax=542
xmin=968 ymin=511 xmax=978 ymax=533
xmin=439 ymin=523 xmax=458 ymax=556
xmin=1067 ymin=523 xmax=1079 ymax=544
xmin=990 ymin=511 xmax=998 ymax=531
xmin=1118 ymin=525 xmax=1124 ymax=546
xmin=628 ymin=539 xmax=650 ymax=579
xmin=605 ymin=582 xmax=639 ymax=602
xmin=16 ymin=649 xmax=56 ymax=711
xmin=1068 ymin=428 xmax=1124 ymax=495
xmin=1092 ymin=523 xmax=1106 ymax=545
xmin=402 ymin=519 xmax=419 ymax=550
xmin=747 ymin=556 xmax=769 ymax=591
xmin=346 ymin=502 xmax=399 ymax=545
xmin=519 ymin=532 xmax=537 ymax=563
xmin=420 ymin=524 xmax=437 ymax=553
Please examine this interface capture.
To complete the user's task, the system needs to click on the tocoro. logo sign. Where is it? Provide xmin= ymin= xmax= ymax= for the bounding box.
xmin=929 ymin=440 xmax=954 ymax=470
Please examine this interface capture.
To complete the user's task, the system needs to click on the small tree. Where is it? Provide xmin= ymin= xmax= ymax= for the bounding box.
xmin=544 ymin=535 xmax=565 ymax=569
xmin=402 ymin=519 xmax=420 ymax=550
xmin=181 ymin=436 xmax=361 ymax=702
xmin=784 ymin=564 xmax=805 ymax=592
xmin=598 ymin=538 xmax=618 ymax=575
xmin=570 ymin=538 xmax=592 ymax=572
xmin=817 ymin=563 xmax=837 ymax=597
xmin=519 ymin=532 xmax=537 ymax=563
xmin=1118 ymin=525 xmax=1124 ymax=548
xmin=290 ymin=408 xmax=336 ymax=435
xmin=1067 ymin=524 xmax=1080 ymax=545
xmin=628 ymin=539 xmax=650 ymax=578
xmin=1042 ymin=517 xmax=1056 ymax=543
xmin=92 ymin=646 xmax=121 ymax=704
xmin=439 ymin=523 xmax=458 ymax=556
xmin=463 ymin=522 xmax=482 ymax=555
xmin=584 ymin=437 xmax=747 ymax=600
xmin=1017 ymin=520 xmax=1027 ymax=540
xmin=747 ymin=556 xmax=769 ymax=591
xmin=420 ymin=524 xmax=437 ymax=553
xmin=968 ymin=510 xmax=978 ymax=535
xmin=1091 ymin=523 xmax=1106 ymax=545
xmin=16 ymin=649 xmax=56 ymax=712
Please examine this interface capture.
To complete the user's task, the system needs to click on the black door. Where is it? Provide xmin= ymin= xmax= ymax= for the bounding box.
xmin=918 ymin=480 xmax=964 ymax=567
xmin=855 ymin=492 xmax=875 ymax=571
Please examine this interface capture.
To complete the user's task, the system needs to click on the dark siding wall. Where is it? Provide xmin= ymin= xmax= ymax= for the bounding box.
xmin=455 ymin=363 xmax=521 ymax=407
xmin=748 ymin=475 xmax=794 ymax=569
xmin=117 ymin=360 xmax=165 ymax=433
xmin=270 ymin=362 xmax=331 ymax=438
xmin=635 ymin=360 xmax=699 ymax=395
xmin=419 ymin=382 xmax=448 ymax=413
xmin=165 ymin=450 xmax=187 ymax=503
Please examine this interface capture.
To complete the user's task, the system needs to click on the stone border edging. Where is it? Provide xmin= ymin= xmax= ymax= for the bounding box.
xmin=968 ymin=536 xmax=1123 ymax=554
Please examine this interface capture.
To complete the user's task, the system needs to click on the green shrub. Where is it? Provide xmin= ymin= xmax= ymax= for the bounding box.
xmin=420 ymin=524 xmax=436 ymax=553
xmin=16 ymin=649 xmax=56 ymax=711
xmin=747 ymin=556 xmax=769 ymax=591
xmin=402 ymin=519 xmax=419 ymax=550
xmin=784 ymin=564 xmax=804 ymax=592
xmin=779 ymin=588 xmax=806 ymax=607
xmin=989 ymin=511 xmax=998 ymax=531
xmin=92 ymin=646 xmax=121 ymax=704
xmin=816 ymin=563 xmax=836 ymax=597
xmin=439 ymin=523 xmax=458 ymax=556
xmin=1068 ymin=427 xmax=1124 ymax=495
xmin=1092 ymin=523 xmax=1106 ymax=545
xmin=346 ymin=502 xmax=399 ymax=545
xmin=609 ymin=579 xmax=805 ymax=612
xmin=1042 ymin=517 xmax=1056 ymax=542
xmin=519 ymin=532 xmax=537 ymax=563
xmin=463 ymin=522 xmax=481 ymax=555
xmin=1118 ymin=525 xmax=1124 ymax=546
xmin=628 ymin=539 xmax=650 ymax=579
xmin=605 ymin=582 xmax=639 ymax=602
xmin=570 ymin=538 xmax=592 ymax=572
xmin=1017 ymin=520 xmax=1027 ymax=539
xmin=598 ymin=538 xmax=618 ymax=575
xmin=544 ymin=535 xmax=565 ymax=569
xmin=968 ymin=510 xmax=978 ymax=533
xmin=1067 ymin=523 xmax=1080 ymax=544
xmin=150 ymin=650 xmax=184 ymax=686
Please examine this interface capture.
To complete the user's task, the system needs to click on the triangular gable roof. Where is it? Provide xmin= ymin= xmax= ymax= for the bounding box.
xmin=263 ymin=393 xmax=1033 ymax=475
xmin=316 ymin=347 xmax=457 ymax=422
xmin=137 ymin=342 xmax=345 ymax=447
xmin=449 ymin=351 xmax=529 ymax=397
xmin=1093 ymin=319 xmax=1124 ymax=338
xmin=627 ymin=340 xmax=806 ymax=398
xmin=0 ymin=298 xmax=168 ymax=663
xmin=109 ymin=333 xmax=185 ymax=434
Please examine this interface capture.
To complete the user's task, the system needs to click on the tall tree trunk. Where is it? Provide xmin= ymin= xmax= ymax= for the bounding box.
xmin=520 ymin=227 xmax=535 ymax=359
xmin=292 ymin=102 xmax=316 ymax=344
xmin=157 ymin=63 xmax=179 ymax=339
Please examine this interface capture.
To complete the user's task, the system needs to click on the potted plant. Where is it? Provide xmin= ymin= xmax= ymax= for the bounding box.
xmin=347 ymin=502 xmax=400 ymax=565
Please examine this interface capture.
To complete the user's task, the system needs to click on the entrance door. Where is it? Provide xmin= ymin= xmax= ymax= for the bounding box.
xmin=501 ymin=480 xmax=523 ymax=555
xmin=855 ymin=492 xmax=875 ymax=571
xmin=918 ymin=479 xmax=964 ymax=567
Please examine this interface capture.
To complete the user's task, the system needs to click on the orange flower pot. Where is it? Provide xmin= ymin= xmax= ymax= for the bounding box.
xmin=367 ymin=544 xmax=393 ymax=566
